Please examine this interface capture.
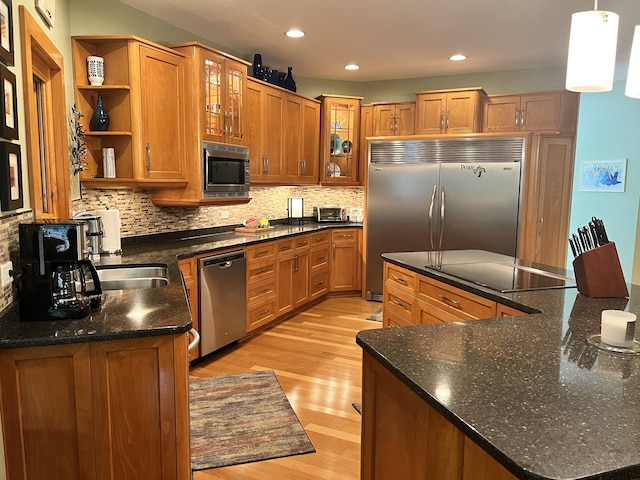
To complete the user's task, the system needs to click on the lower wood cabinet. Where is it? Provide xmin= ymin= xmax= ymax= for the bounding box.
xmin=179 ymin=257 xmax=199 ymax=361
xmin=0 ymin=334 xmax=190 ymax=480
xmin=331 ymin=228 xmax=361 ymax=292
xmin=362 ymin=351 xmax=516 ymax=480
xmin=383 ymin=261 xmax=525 ymax=327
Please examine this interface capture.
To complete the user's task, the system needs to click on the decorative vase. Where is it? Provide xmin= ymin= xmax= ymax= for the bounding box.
xmin=90 ymin=95 xmax=110 ymax=131
xmin=267 ymin=69 xmax=279 ymax=85
xmin=283 ymin=67 xmax=296 ymax=92
xmin=252 ymin=53 xmax=263 ymax=79
xmin=87 ymin=56 xmax=104 ymax=86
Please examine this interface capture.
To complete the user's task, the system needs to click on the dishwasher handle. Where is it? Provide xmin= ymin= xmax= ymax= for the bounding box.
xmin=198 ymin=250 xmax=246 ymax=268
xmin=187 ymin=328 xmax=200 ymax=352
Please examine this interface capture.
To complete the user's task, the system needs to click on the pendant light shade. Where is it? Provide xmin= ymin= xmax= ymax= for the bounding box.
xmin=565 ymin=10 xmax=619 ymax=92
xmin=625 ymin=25 xmax=640 ymax=98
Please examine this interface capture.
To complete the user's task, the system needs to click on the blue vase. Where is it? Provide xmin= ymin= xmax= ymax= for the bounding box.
xmin=90 ymin=95 xmax=110 ymax=131
xmin=283 ymin=67 xmax=296 ymax=92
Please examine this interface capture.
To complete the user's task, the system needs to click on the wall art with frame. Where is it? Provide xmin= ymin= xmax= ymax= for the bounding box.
xmin=0 ymin=0 xmax=13 ymax=66
xmin=0 ymin=141 xmax=22 ymax=210
xmin=0 ymin=62 xmax=17 ymax=140
xmin=579 ymin=159 xmax=627 ymax=193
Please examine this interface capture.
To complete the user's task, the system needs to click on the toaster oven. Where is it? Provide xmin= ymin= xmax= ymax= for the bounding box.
xmin=314 ymin=206 xmax=347 ymax=222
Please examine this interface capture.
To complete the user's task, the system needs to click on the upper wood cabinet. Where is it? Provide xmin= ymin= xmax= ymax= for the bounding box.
xmin=151 ymin=43 xmax=251 ymax=207
xmin=482 ymin=91 xmax=579 ymax=134
xmin=360 ymin=104 xmax=374 ymax=183
xmin=72 ymin=36 xmax=188 ymax=189
xmin=372 ymin=102 xmax=415 ymax=136
xmin=317 ymin=94 xmax=363 ymax=185
xmin=246 ymin=78 xmax=320 ymax=185
xmin=414 ymin=88 xmax=485 ymax=135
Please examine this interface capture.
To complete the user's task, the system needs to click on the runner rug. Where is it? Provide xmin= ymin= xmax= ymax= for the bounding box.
xmin=189 ymin=370 xmax=315 ymax=471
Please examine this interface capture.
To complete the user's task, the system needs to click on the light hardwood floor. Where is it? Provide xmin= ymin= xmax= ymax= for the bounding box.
xmin=190 ymin=296 xmax=382 ymax=480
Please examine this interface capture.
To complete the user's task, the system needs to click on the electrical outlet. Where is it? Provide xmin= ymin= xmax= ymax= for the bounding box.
xmin=0 ymin=261 xmax=12 ymax=288
xmin=221 ymin=211 xmax=230 ymax=219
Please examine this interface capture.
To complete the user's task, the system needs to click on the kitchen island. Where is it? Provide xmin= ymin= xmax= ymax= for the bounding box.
xmin=357 ymin=251 xmax=640 ymax=480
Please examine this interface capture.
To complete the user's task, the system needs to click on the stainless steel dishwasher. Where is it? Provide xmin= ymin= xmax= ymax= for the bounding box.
xmin=198 ymin=250 xmax=247 ymax=356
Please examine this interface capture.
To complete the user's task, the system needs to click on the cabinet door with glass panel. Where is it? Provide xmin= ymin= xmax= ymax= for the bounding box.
xmin=317 ymin=95 xmax=362 ymax=184
xmin=200 ymin=48 xmax=249 ymax=144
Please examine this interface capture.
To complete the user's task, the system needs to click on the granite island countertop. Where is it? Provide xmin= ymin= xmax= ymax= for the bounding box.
xmin=0 ymin=222 xmax=360 ymax=349
xmin=357 ymin=250 xmax=640 ymax=480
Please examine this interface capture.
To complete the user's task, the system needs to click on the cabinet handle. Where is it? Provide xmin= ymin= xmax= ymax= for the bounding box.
xmin=515 ymin=109 xmax=520 ymax=127
xmin=146 ymin=143 xmax=151 ymax=171
xmin=256 ymin=250 xmax=270 ymax=257
xmin=390 ymin=114 xmax=395 ymax=131
xmin=281 ymin=245 xmax=292 ymax=251
xmin=520 ymin=108 xmax=526 ymax=127
xmin=293 ymin=254 xmax=299 ymax=272
xmin=390 ymin=298 xmax=407 ymax=309
xmin=392 ymin=275 xmax=407 ymax=285
xmin=315 ymin=280 xmax=325 ymax=287
xmin=316 ymin=255 xmax=326 ymax=262
xmin=257 ymin=309 xmax=270 ymax=318
xmin=256 ymin=287 xmax=271 ymax=295
xmin=262 ymin=156 xmax=269 ymax=174
xmin=446 ymin=110 xmax=450 ymax=129
xmin=338 ymin=234 xmax=353 ymax=239
xmin=394 ymin=113 xmax=399 ymax=132
xmin=440 ymin=111 xmax=445 ymax=130
xmin=538 ymin=217 xmax=544 ymax=236
xmin=439 ymin=295 xmax=461 ymax=309
xmin=256 ymin=268 xmax=271 ymax=275
xmin=333 ymin=244 xmax=336 ymax=260
xmin=298 ymin=241 xmax=308 ymax=247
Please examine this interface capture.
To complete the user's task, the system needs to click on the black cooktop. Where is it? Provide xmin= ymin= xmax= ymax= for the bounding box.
xmin=435 ymin=262 xmax=576 ymax=293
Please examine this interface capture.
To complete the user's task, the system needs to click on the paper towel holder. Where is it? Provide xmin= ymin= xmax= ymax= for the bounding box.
xmin=287 ymin=198 xmax=304 ymax=225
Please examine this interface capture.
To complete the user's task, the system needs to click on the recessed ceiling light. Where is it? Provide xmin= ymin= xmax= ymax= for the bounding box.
xmin=344 ymin=64 xmax=360 ymax=71
xmin=285 ymin=29 xmax=305 ymax=38
xmin=449 ymin=54 xmax=467 ymax=62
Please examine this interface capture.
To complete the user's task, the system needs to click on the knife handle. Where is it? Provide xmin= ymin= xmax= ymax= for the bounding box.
xmin=569 ymin=237 xmax=577 ymax=258
xmin=588 ymin=222 xmax=599 ymax=248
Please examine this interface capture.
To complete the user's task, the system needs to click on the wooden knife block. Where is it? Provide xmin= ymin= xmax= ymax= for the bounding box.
xmin=572 ymin=242 xmax=629 ymax=298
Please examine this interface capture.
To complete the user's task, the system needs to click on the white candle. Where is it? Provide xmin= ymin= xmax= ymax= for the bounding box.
xmin=601 ymin=310 xmax=637 ymax=347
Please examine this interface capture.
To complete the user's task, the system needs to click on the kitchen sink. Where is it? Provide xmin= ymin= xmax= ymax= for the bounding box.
xmin=95 ymin=264 xmax=169 ymax=290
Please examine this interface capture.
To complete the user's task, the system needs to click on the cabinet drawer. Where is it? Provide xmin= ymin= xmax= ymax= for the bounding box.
xmin=277 ymin=238 xmax=294 ymax=254
xmin=247 ymin=277 xmax=276 ymax=305
xmin=310 ymin=269 xmax=329 ymax=299
xmin=310 ymin=231 xmax=330 ymax=245
xmin=246 ymin=257 xmax=276 ymax=283
xmin=331 ymin=228 xmax=358 ymax=243
xmin=417 ymin=277 xmax=496 ymax=320
xmin=247 ymin=298 xmax=277 ymax=332
xmin=383 ymin=284 xmax=416 ymax=323
xmin=496 ymin=303 xmax=526 ymax=317
xmin=383 ymin=308 xmax=414 ymax=328
xmin=384 ymin=263 xmax=417 ymax=295
xmin=246 ymin=242 xmax=276 ymax=261
xmin=416 ymin=298 xmax=465 ymax=324
xmin=293 ymin=234 xmax=310 ymax=250
xmin=310 ymin=245 xmax=330 ymax=269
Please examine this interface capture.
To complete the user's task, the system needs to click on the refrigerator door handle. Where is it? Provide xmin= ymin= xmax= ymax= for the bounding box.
xmin=428 ymin=184 xmax=437 ymax=249
xmin=439 ymin=186 xmax=446 ymax=249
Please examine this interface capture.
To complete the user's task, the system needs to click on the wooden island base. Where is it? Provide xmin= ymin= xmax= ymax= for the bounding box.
xmin=361 ymin=351 xmax=516 ymax=480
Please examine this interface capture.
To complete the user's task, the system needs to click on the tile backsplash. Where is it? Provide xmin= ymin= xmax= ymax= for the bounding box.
xmin=73 ymin=185 xmax=365 ymax=237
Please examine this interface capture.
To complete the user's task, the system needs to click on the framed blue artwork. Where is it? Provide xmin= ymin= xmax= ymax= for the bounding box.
xmin=579 ymin=159 xmax=627 ymax=193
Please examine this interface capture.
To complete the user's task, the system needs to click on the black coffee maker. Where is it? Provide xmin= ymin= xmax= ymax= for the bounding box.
xmin=18 ymin=222 xmax=102 ymax=321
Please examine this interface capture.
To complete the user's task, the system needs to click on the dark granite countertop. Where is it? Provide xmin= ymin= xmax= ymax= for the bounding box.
xmin=357 ymin=250 xmax=640 ymax=480
xmin=0 ymin=222 xmax=359 ymax=349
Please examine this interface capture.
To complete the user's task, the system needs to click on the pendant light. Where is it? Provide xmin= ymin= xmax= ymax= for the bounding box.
xmin=565 ymin=0 xmax=619 ymax=92
xmin=625 ymin=25 xmax=640 ymax=98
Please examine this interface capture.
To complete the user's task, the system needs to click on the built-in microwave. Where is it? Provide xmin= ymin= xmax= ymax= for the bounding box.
xmin=203 ymin=141 xmax=250 ymax=198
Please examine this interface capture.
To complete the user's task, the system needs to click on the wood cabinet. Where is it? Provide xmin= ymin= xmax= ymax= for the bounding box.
xmin=482 ymin=91 xmax=579 ymax=134
xmin=0 ymin=335 xmax=190 ymax=480
xmin=151 ymin=43 xmax=252 ymax=207
xmin=381 ymin=262 xmax=536 ymax=327
xmin=331 ymin=228 xmax=361 ymax=292
xmin=414 ymin=88 xmax=484 ymax=135
xmin=277 ymin=235 xmax=311 ymax=315
xmin=309 ymin=231 xmax=330 ymax=300
xmin=247 ymin=78 xmax=321 ymax=185
xmin=317 ymin=95 xmax=363 ymax=185
xmin=359 ymin=104 xmax=374 ymax=183
xmin=361 ymin=351 xmax=516 ymax=480
xmin=72 ymin=36 xmax=188 ymax=189
xmin=246 ymin=242 xmax=278 ymax=332
xmin=519 ymin=135 xmax=575 ymax=269
xmin=372 ymin=102 xmax=415 ymax=136
xmin=179 ymin=257 xmax=199 ymax=361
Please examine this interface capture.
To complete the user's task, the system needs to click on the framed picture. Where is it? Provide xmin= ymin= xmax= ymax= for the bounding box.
xmin=0 ymin=63 xmax=17 ymax=140
xmin=0 ymin=0 xmax=13 ymax=66
xmin=579 ymin=159 xmax=627 ymax=193
xmin=0 ymin=141 xmax=22 ymax=210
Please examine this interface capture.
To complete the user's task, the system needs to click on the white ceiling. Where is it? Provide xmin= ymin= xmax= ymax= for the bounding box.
xmin=120 ymin=0 xmax=640 ymax=82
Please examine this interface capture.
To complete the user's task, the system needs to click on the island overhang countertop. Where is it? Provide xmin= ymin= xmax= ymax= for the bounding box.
xmin=357 ymin=250 xmax=640 ymax=480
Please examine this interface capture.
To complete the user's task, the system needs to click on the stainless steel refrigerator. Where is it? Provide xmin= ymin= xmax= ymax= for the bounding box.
xmin=365 ymin=135 xmax=526 ymax=300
